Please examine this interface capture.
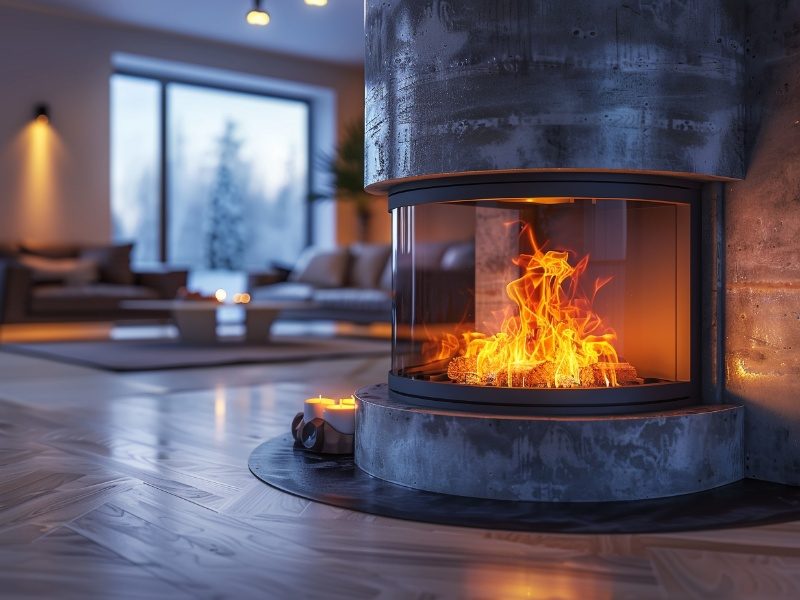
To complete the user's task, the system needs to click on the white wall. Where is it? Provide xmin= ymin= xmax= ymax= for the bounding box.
xmin=0 ymin=4 xmax=365 ymax=247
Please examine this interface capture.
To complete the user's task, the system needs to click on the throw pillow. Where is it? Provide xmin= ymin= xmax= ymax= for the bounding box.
xmin=80 ymin=243 xmax=135 ymax=285
xmin=349 ymin=243 xmax=391 ymax=289
xmin=17 ymin=255 xmax=99 ymax=286
xmin=19 ymin=242 xmax=79 ymax=259
xmin=441 ymin=242 xmax=475 ymax=270
xmin=289 ymin=246 xmax=349 ymax=288
xmin=395 ymin=241 xmax=451 ymax=271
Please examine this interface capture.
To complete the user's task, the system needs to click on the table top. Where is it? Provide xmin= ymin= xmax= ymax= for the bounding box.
xmin=120 ymin=299 xmax=320 ymax=311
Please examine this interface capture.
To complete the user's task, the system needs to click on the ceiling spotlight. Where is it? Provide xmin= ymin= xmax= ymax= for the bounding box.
xmin=305 ymin=0 xmax=328 ymax=6
xmin=246 ymin=0 xmax=270 ymax=26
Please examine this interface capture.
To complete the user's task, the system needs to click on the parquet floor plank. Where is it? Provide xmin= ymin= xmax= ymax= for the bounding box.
xmin=0 ymin=348 xmax=798 ymax=599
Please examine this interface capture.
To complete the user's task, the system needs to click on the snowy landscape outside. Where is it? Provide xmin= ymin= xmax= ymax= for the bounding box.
xmin=111 ymin=74 xmax=309 ymax=292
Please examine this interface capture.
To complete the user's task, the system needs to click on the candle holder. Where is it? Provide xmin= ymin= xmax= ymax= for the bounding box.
xmin=291 ymin=412 xmax=354 ymax=455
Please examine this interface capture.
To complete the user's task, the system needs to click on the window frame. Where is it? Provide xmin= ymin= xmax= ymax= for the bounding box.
xmin=112 ymin=70 xmax=315 ymax=264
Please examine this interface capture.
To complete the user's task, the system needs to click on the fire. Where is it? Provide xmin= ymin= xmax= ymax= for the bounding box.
xmin=428 ymin=223 xmax=637 ymax=388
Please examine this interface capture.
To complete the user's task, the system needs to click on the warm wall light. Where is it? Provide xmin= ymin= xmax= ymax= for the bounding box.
xmin=246 ymin=0 xmax=270 ymax=25
xmin=304 ymin=0 xmax=328 ymax=6
xmin=18 ymin=109 xmax=65 ymax=243
xmin=33 ymin=103 xmax=50 ymax=125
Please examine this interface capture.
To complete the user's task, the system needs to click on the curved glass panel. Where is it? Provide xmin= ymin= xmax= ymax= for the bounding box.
xmin=392 ymin=198 xmax=691 ymax=392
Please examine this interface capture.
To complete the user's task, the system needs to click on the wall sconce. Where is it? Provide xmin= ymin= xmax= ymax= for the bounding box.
xmin=34 ymin=104 xmax=50 ymax=125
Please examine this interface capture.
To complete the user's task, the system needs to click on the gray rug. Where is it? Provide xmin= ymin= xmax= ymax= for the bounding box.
xmin=1 ymin=336 xmax=389 ymax=372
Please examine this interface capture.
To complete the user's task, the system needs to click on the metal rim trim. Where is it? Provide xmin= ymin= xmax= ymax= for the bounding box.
xmin=387 ymin=173 xmax=701 ymax=210
xmin=387 ymin=373 xmax=694 ymax=416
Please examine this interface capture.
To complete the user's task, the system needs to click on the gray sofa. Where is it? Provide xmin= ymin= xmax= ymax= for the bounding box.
xmin=0 ymin=242 xmax=187 ymax=324
xmin=248 ymin=243 xmax=393 ymax=324
xmin=248 ymin=241 xmax=475 ymax=325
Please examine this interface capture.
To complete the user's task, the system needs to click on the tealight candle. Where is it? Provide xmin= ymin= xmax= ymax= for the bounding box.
xmin=339 ymin=396 xmax=356 ymax=406
xmin=304 ymin=396 xmax=335 ymax=422
xmin=322 ymin=403 xmax=355 ymax=435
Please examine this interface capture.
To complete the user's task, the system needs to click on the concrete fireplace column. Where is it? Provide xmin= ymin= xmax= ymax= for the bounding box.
xmin=365 ymin=0 xmax=746 ymax=191
xmin=355 ymin=0 xmax=760 ymax=501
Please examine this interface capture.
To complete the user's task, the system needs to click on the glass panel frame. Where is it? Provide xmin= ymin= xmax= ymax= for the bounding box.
xmin=392 ymin=199 xmax=691 ymax=385
xmin=387 ymin=175 xmax=701 ymax=415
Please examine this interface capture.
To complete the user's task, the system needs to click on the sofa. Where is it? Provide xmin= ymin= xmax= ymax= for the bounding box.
xmin=0 ymin=242 xmax=187 ymax=325
xmin=247 ymin=241 xmax=475 ymax=325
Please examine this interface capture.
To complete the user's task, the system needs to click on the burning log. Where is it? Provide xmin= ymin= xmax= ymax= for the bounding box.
xmin=446 ymin=356 xmax=482 ymax=385
xmin=580 ymin=362 xmax=640 ymax=387
xmin=495 ymin=362 xmax=556 ymax=388
xmin=446 ymin=356 xmax=639 ymax=388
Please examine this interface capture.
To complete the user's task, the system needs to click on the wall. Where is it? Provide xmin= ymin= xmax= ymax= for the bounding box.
xmin=365 ymin=0 xmax=746 ymax=191
xmin=0 ymin=4 xmax=367 ymax=247
xmin=726 ymin=1 xmax=800 ymax=485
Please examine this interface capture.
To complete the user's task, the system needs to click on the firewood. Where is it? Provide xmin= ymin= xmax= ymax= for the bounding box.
xmin=495 ymin=362 xmax=555 ymax=387
xmin=583 ymin=362 xmax=639 ymax=386
xmin=446 ymin=356 xmax=478 ymax=384
xmin=447 ymin=356 xmax=639 ymax=388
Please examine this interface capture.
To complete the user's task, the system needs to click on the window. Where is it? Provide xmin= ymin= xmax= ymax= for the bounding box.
xmin=110 ymin=74 xmax=311 ymax=275
xmin=110 ymin=76 xmax=161 ymax=266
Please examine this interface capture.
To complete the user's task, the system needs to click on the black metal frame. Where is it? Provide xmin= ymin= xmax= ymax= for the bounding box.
xmin=112 ymin=71 xmax=315 ymax=263
xmin=387 ymin=173 xmax=703 ymax=416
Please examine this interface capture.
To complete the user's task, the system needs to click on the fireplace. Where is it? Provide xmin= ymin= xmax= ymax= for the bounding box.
xmin=389 ymin=174 xmax=699 ymax=415
xmin=354 ymin=0 xmax=747 ymax=503
xmin=353 ymin=173 xmax=742 ymax=503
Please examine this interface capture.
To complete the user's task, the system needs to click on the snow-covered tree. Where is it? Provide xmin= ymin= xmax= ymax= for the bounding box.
xmin=206 ymin=121 xmax=246 ymax=270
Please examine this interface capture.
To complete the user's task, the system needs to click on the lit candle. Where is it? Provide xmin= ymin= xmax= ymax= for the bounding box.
xmin=322 ymin=403 xmax=355 ymax=435
xmin=339 ymin=396 xmax=356 ymax=406
xmin=304 ymin=396 xmax=335 ymax=422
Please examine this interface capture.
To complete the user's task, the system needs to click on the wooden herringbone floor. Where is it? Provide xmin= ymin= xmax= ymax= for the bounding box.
xmin=1 ymin=347 xmax=799 ymax=599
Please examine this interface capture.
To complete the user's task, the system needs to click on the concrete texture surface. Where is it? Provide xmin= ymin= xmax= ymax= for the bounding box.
xmin=363 ymin=0 xmax=800 ymax=488
xmin=365 ymin=0 xmax=746 ymax=190
xmin=355 ymin=385 xmax=744 ymax=502
xmin=725 ymin=1 xmax=800 ymax=485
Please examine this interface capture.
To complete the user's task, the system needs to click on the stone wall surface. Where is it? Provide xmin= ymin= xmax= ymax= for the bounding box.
xmin=365 ymin=0 xmax=746 ymax=190
xmin=726 ymin=1 xmax=800 ymax=485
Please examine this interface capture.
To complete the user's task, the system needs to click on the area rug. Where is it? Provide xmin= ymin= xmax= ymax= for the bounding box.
xmin=1 ymin=336 xmax=389 ymax=372
xmin=249 ymin=435 xmax=800 ymax=534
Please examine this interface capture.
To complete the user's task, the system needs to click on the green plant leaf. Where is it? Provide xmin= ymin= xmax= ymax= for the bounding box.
xmin=309 ymin=116 xmax=378 ymax=217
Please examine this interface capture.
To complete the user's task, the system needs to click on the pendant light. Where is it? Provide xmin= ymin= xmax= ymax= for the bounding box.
xmin=246 ymin=0 xmax=270 ymax=26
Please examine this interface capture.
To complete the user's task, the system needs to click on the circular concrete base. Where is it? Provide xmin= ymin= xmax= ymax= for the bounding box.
xmin=355 ymin=384 xmax=744 ymax=502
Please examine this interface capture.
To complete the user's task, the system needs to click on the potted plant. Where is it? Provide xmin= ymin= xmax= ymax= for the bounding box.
xmin=311 ymin=117 xmax=378 ymax=242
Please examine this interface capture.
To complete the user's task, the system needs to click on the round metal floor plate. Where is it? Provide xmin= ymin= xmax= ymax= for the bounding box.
xmin=248 ymin=435 xmax=800 ymax=534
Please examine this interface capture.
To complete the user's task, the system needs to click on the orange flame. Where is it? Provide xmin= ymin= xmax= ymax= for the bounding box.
xmin=427 ymin=224 xmax=622 ymax=388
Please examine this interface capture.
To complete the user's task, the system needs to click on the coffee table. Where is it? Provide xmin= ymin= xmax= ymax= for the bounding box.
xmin=119 ymin=300 xmax=318 ymax=344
